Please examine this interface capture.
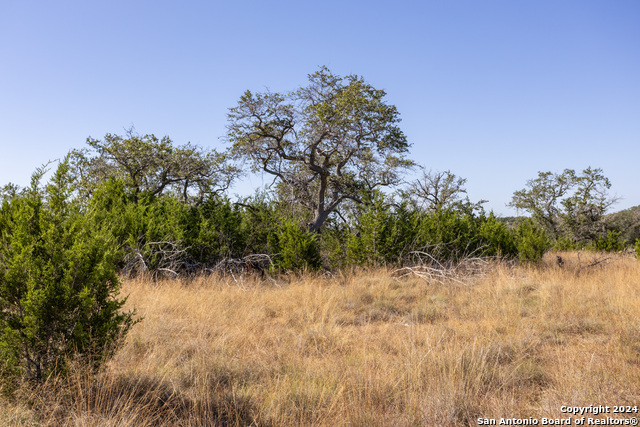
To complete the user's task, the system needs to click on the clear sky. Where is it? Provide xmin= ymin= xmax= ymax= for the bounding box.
xmin=1 ymin=0 xmax=638 ymax=216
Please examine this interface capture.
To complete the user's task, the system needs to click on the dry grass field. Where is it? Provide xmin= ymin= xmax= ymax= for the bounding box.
xmin=2 ymin=251 xmax=639 ymax=426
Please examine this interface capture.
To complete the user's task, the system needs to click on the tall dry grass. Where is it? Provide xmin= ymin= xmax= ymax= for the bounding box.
xmin=2 ymin=251 xmax=639 ymax=426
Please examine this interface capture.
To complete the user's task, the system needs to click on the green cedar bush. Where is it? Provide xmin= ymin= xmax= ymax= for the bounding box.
xmin=317 ymin=224 xmax=350 ymax=269
xmin=477 ymin=213 xmax=518 ymax=257
xmin=553 ymin=237 xmax=577 ymax=251
xmin=346 ymin=192 xmax=398 ymax=266
xmin=413 ymin=210 xmax=478 ymax=261
xmin=593 ymin=230 xmax=624 ymax=252
xmin=0 ymin=160 xmax=137 ymax=384
xmin=238 ymin=192 xmax=281 ymax=257
xmin=515 ymin=218 xmax=550 ymax=263
xmin=90 ymin=180 xmax=250 ymax=275
xmin=274 ymin=220 xmax=321 ymax=272
xmin=192 ymin=197 xmax=246 ymax=261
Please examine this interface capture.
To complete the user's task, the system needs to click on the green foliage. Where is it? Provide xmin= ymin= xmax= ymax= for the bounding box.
xmin=88 ymin=179 xmax=252 ymax=276
xmin=0 ymin=183 xmax=20 ymax=204
xmin=317 ymin=223 xmax=351 ymax=269
xmin=345 ymin=193 xmax=518 ymax=266
xmin=515 ymin=219 xmax=550 ymax=263
xmin=553 ymin=237 xmax=577 ymax=251
xmin=606 ymin=205 xmax=640 ymax=247
xmin=509 ymin=169 xmax=575 ymax=237
xmin=0 ymin=160 xmax=136 ymax=384
xmin=477 ymin=214 xmax=518 ymax=257
xmin=77 ymin=174 xmax=528 ymax=273
xmin=635 ymin=239 xmax=640 ymax=259
xmin=273 ymin=220 xmax=321 ymax=272
xmin=412 ymin=210 xmax=513 ymax=261
xmin=227 ymin=67 xmax=414 ymax=232
xmin=413 ymin=210 xmax=473 ymax=260
xmin=593 ymin=230 xmax=624 ymax=252
xmin=561 ymin=167 xmax=614 ymax=242
xmin=510 ymin=167 xmax=616 ymax=246
xmin=9 ymin=126 xmax=622 ymax=294
xmin=71 ymin=129 xmax=240 ymax=204
xmin=346 ymin=192 xmax=399 ymax=266
xmin=190 ymin=197 xmax=247 ymax=262
xmin=236 ymin=191 xmax=281 ymax=257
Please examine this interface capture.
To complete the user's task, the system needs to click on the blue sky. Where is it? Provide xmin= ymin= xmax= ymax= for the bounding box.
xmin=1 ymin=0 xmax=638 ymax=215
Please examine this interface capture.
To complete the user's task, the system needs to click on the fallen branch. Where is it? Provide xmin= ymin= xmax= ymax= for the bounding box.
xmin=393 ymin=250 xmax=492 ymax=285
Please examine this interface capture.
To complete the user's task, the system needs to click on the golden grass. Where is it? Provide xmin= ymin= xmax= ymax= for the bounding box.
xmin=2 ymin=251 xmax=640 ymax=426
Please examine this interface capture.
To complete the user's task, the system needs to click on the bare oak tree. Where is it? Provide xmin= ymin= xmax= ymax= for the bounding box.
xmin=404 ymin=170 xmax=468 ymax=212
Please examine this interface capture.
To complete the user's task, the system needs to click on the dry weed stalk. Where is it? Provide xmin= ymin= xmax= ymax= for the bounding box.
xmin=208 ymin=254 xmax=273 ymax=280
xmin=392 ymin=250 xmax=494 ymax=285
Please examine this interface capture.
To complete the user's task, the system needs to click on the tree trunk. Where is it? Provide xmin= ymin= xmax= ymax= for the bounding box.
xmin=308 ymin=209 xmax=332 ymax=233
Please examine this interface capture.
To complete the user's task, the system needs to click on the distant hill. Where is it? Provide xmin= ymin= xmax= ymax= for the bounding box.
xmin=606 ymin=205 xmax=640 ymax=244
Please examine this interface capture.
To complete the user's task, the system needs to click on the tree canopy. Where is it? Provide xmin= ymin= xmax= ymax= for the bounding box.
xmin=509 ymin=167 xmax=617 ymax=243
xmin=400 ymin=169 xmax=486 ymax=214
xmin=71 ymin=129 xmax=240 ymax=204
xmin=226 ymin=67 xmax=414 ymax=232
